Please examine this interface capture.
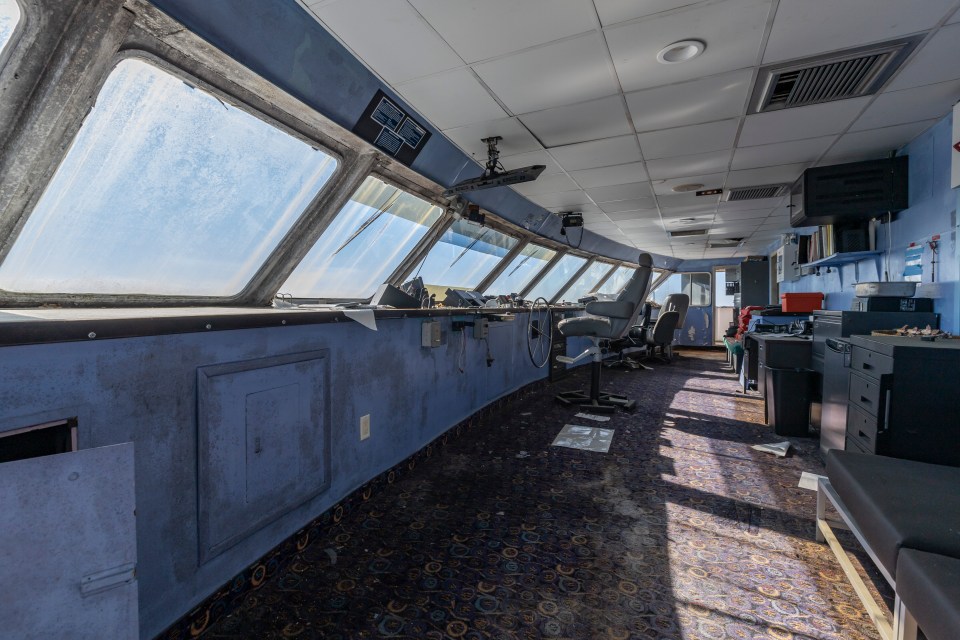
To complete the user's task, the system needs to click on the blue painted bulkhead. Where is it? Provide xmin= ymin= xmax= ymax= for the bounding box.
xmin=0 ymin=314 xmax=576 ymax=638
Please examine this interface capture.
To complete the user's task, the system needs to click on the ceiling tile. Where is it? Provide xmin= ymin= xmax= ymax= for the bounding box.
xmin=653 ymin=173 xmax=727 ymax=196
xmin=738 ymin=98 xmax=871 ymax=146
xmin=658 ymin=191 xmax=722 ymax=209
xmin=594 ymin=0 xmax=708 ymax=26
xmin=550 ymin=135 xmax=643 ymax=171
xmin=763 ymin=0 xmax=956 ymax=64
xmin=850 ymin=81 xmax=960 ymax=131
xmin=474 ymin=33 xmax=619 ymax=114
xmin=586 ymin=182 xmax=654 ymax=203
xmin=606 ymin=0 xmax=772 ymax=92
xmin=717 ymin=196 xmax=785 ymax=212
xmin=714 ymin=208 xmax=774 ymax=221
xmin=726 ymin=163 xmax=808 ymax=187
xmin=731 ymin=136 xmax=835 ymax=170
xmin=519 ymin=96 xmax=633 ymax=147
xmin=639 ymin=119 xmax=739 ymax=159
xmin=823 ymin=120 xmax=938 ymax=161
xmin=528 ymin=190 xmax=593 ymax=208
xmin=511 ymin=173 xmax=581 ymax=196
xmin=442 ymin=117 xmax=542 ymax=159
xmin=625 ymin=68 xmax=754 ymax=132
xmin=646 ymin=150 xmax=732 ymax=180
xmin=500 ymin=150 xmax=564 ymax=175
xmin=600 ymin=199 xmax=659 ymax=213
xmin=313 ymin=0 xmax=463 ymax=83
xmin=607 ymin=209 xmax=661 ymax=221
xmin=550 ymin=204 xmax=604 ymax=215
xmin=410 ymin=0 xmax=597 ymax=63
xmin=569 ymin=162 xmax=649 ymax=187
xmin=397 ymin=68 xmax=507 ymax=130
xmin=886 ymin=24 xmax=960 ymax=92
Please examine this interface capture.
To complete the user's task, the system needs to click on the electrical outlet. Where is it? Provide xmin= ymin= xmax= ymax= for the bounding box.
xmin=360 ymin=414 xmax=370 ymax=440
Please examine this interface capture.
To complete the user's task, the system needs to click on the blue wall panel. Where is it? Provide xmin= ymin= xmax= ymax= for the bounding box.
xmin=0 ymin=314 xmax=554 ymax=638
xmin=779 ymin=115 xmax=960 ymax=333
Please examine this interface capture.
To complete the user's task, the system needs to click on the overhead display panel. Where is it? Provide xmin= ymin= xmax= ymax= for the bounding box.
xmin=281 ymin=176 xmax=443 ymax=299
xmin=412 ymin=219 xmax=517 ymax=291
xmin=0 ymin=58 xmax=339 ymax=296
xmin=483 ymin=244 xmax=556 ymax=296
xmin=353 ymin=89 xmax=432 ymax=166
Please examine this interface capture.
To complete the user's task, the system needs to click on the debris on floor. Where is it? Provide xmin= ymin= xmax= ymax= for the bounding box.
xmin=574 ymin=412 xmax=611 ymax=422
xmin=798 ymin=471 xmax=826 ymax=491
xmin=751 ymin=440 xmax=791 ymax=457
xmin=551 ymin=424 xmax=614 ymax=453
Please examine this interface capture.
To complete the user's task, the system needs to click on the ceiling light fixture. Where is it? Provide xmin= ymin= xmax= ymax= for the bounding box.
xmin=656 ymin=39 xmax=706 ymax=64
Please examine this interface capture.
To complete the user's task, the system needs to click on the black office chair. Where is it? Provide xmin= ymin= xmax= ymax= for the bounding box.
xmin=641 ymin=310 xmax=681 ymax=362
xmin=554 ymin=253 xmax=654 ymax=412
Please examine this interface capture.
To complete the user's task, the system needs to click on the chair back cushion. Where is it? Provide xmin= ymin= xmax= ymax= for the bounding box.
xmin=650 ymin=310 xmax=680 ymax=344
xmin=606 ymin=253 xmax=654 ymax=337
xmin=663 ymin=293 xmax=690 ymax=327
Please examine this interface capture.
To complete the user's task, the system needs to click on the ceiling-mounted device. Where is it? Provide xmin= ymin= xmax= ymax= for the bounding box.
xmin=442 ymin=136 xmax=545 ymax=197
xmin=558 ymin=211 xmax=584 ymax=236
xmin=466 ymin=203 xmax=485 ymax=226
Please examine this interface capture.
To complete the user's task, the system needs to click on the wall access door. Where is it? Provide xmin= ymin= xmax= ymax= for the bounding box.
xmin=0 ymin=443 xmax=139 ymax=639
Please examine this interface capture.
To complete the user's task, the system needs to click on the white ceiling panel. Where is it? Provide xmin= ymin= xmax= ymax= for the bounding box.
xmin=312 ymin=0 xmax=463 ymax=83
xmin=519 ymin=95 xmax=633 ymax=147
xmin=886 ymin=24 xmax=960 ymax=92
xmin=714 ymin=208 xmax=775 ymax=221
xmin=511 ymin=173 xmax=582 ymax=197
xmin=658 ymin=191 xmax=722 ymax=209
xmin=717 ymin=196 xmax=785 ymax=212
xmin=396 ymin=68 xmax=507 ymax=130
xmin=600 ymin=199 xmax=661 ymax=214
xmin=586 ymin=182 xmax=654 ymax=203
xmin=550 ymin=135 xmax=643 ymax=171
xmin=528 ymin=190 xmax=593 ymax=208
xmin=639 ymin=119 xmax=740 ymax=159
xmin=763 ymin=0 xmax=956 ymax=64
xmin=560 ymin=204 xmax=605 ymax=216
xmin=569 ymin=162 xmax=649 ymax=188
xmin=442 ymin=117 xmax=542 ymax=159
xmin=653 ymin=172 xmax=727 ymax=196
xmin=606 ymin=0 xmax=772 ymax=93
xmin=473 ymin=33 xmax=619 ymax=114
xmin=726 ymin=163 xmax=808 ymax=187
xmin=823 ymin=120 xmax=938 ymax=161
xmin=594 ymin=0 xmax=709 ymax=26
xmin=606 ymin=208 xmax=661 ymax=221
xmin=850 ymin=80 xmax=960 ymax=131
xmin=625 ymin=68 xmax=754 ymax=132
xmin=731 ymin=136 xmax=835 ymax=170
xmin=409 ymin=0 xmax=597 ymax=63
xmin=500 ymin=150 xmax=564 ymax=175
xmin=646 ymin=150 xmax=732 ymax=180
xmin=738 ymin=98 xmax=871 ymax=146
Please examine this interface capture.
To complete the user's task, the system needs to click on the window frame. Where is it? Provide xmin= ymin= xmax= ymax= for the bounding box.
xmin=552 ymin=259 xmax=618 ymax=303
xmin=0 ymin=0 xmax=24 ymax=72
xmin=649 ymin=271 xmax=712 ymax=308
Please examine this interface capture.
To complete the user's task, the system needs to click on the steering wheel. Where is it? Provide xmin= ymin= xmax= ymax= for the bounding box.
xmin=526 ymin=297 xmax=553 ymax=368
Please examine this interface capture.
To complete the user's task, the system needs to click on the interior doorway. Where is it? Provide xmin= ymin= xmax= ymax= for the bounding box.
xmin=713 ymin=267 xmax=737 ymax=344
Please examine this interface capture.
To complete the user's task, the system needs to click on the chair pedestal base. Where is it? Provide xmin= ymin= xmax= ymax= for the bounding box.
xmin=555 ymin=390 xmax=635 ymax=413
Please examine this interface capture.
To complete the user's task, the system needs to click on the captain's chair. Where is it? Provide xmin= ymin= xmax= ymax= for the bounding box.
xmin=663 ymin=293 xmax=689 ymax=329
xmin=554 ymin=253 xmax=654 ymax=412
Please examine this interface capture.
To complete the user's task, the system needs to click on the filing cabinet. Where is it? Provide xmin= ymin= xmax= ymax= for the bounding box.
xmin=845 ymin=335 xmax=960 ymax=466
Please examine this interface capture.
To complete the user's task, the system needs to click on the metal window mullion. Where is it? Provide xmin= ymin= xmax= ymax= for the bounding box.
xmin=549 ymin=257 xmax=596 ymax=305
xmin=519 ymin=249 xmax=566 ymax=300
xmin=386 ymin=213 xmax=455 ymax=287
xmin=241 ymin=150 xmax=379 ymax=305
xmin=587 ymin=261 xmax=619 ymax=294
xmin=476 ymin=238 xmax=528 ymax=294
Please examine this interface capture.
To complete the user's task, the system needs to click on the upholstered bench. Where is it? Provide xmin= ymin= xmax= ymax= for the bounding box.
xmin=895 ymin=549 xmax=960 ymax=640
xmin=816 ymin=451 xmax=960 ymax=640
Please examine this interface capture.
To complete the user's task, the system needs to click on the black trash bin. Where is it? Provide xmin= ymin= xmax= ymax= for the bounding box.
xmin=764 ymin=367 xmax=814 ymax=436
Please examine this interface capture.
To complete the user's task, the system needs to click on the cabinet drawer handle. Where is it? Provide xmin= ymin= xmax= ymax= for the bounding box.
xmin=860 ymin=395 xmax=871 ymax=404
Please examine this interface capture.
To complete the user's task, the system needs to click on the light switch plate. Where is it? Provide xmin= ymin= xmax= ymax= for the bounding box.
xmin=360 ymin=414 xmax=370 ymax=440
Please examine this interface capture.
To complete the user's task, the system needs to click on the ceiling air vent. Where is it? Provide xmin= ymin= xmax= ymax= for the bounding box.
xmin=725 ymin=184 xmax=789 ymax=201
xmin=669 ymin=228 xmax=708 ymax=238
xmin=751 ymin=36 xmax=923 ymax=113
xmin=708 ymin=238 xmax=745 ymax=249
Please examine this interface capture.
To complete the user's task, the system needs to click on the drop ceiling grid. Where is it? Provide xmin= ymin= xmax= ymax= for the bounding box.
xmin=302 ymin=0 xmax=960 ymax=258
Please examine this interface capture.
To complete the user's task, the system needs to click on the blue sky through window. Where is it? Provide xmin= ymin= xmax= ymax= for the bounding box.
xmin=556 ymin=261 xmax=614 ymax=302
xmin=483 ymin=244 xmax=555 ymax=296
xmin=0 ymin=1 xmax=19 ymax=57
xmin=412 ymin=219 xmax=517 ymax=290
xmin=526 ymin=254 xmax=587 ymax=301
xmin=597 ymin=266 xmax=634 ymax=294
xmin=0 ymin=58 xmax=338 ymax=295
xmin=281 ymin=177 xmax=443 ymax=299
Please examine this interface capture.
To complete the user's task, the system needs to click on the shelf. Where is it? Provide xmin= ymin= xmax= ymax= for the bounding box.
xmin=801 ymin=250 xmax=882 ymax=269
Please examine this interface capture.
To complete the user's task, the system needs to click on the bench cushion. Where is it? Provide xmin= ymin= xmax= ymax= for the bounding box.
xmin=826 ymin=451 xmax=960 ymax=576
xmin=896 ymin=549 xmax=960 ymax=640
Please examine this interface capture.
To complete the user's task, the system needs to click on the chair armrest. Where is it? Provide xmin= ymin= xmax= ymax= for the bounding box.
xmin=585 ymin=300 xmax=635 ymax=319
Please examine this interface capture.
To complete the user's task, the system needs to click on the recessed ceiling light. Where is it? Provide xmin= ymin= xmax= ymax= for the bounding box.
xmin=656 ymin=40 xmax=706 ymax=64
xmin=672 ymin=183 xmax=704 ymax=193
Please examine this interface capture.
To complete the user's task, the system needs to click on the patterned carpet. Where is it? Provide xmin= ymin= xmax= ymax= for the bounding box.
xmin=200 ymin=351 xmax=886 ymax=640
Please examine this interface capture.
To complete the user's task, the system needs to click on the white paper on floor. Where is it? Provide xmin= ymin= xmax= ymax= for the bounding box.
xmin=751 ymin=441 xmax=791 ymax=457
xmin=798 ymin=471 xmax=826 ymax=491
xmin=552 ymin=425 xmax=614 ymax=453
xmin=575 ymin=412 xmax=611 ymax=422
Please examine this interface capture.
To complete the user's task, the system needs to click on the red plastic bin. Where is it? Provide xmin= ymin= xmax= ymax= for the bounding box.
xmin=780 ymin=292 xmax=824 ymax=313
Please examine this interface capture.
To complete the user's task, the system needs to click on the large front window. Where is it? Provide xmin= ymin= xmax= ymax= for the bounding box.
xmin=0 ymin=58 xmax=339 ymax=296
xmin=556 ymin=261 xmax=614 ymax=302
xmin=651 ymin=272 xmax=711 ymax=307
xmin=411 ymin=220 xmax=517 ymax=292
xmin=484 ymin=244 xmax=556 ymax=296
xmin=0 ymin=0 xmax=20 ymax=58
xmin=526 ymin=254 xmax=587 ymax=301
